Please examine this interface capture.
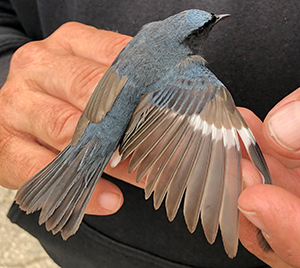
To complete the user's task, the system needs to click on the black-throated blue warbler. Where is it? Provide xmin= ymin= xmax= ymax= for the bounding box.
xmin=16 ymin=9 xmax=273 ymax=258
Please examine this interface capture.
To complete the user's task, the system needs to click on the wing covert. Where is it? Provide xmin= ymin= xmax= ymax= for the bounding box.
xmin=71 ymin=67 xmax=127 ymax=145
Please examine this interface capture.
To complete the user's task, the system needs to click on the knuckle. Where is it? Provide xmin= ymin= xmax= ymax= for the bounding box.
xmin=25 ymin=158 xmax=46 ymax=181
xmin=47 ymin=106 xmax=79 ymax=144
xmin=70 ymin=66 xmax=105 ymax=103
xmin=100 ymin=32 xmax=131 ymax=62
xmin=51 ymin=21 xmax=87 ymax=40
xmin=10 ymin=41 xmax=46 ymax=71
xmin=59 ymin=21 xmax=83 ymax=32
xmin=47 ymin=21 xmax=96 ymax=55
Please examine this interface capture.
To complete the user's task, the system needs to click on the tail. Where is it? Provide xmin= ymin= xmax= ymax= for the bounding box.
xmin=15 ymin=137 xmax=112 ymax=240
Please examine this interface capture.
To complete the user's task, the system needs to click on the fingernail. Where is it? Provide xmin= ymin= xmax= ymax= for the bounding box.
xmin=238 ymin=206 xmax=271 ymax=238
xmin=268 ymin=101 xmax=300 ymax=151
xmin=98 ymin=192 xmax=122 ymax=212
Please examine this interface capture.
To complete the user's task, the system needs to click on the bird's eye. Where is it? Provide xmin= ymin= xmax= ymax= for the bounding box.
xmin=197 ymin=27 xmax=205 ymax=35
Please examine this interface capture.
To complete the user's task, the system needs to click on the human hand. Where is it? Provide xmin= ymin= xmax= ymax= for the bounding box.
xmin=0 ymin=22 xmax=137 ymax=216
xmin=237 ymin=88 xmax=300 ymax=267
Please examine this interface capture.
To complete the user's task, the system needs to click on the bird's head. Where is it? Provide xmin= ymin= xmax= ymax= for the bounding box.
xmin=180 ymin=10 xmax=230 ymax=55
xmin=142 ymin=10 xmax=230 ymax=57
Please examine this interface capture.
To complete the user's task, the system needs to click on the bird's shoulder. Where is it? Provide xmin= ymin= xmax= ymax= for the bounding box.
xmin=154 ymin=55 xmax=223 ymax=92
xmin=144 ymin=55 xmax=225 ymax=115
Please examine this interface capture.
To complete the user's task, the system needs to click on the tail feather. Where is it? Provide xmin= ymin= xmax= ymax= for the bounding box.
xmin=60 ymin=171 xmax=100 ymax=240
xmin=15 ymin=137 xmax=112 ymax=240
xmin=39 ymin=148 xmax=91 ymax=224
xmin=45 ymin=179 xmax=83 ymax=233
xmin=16 ymin=145 xmax=74 ymax=213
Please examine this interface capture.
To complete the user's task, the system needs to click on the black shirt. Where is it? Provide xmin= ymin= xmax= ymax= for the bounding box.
xmin=2 ymin=0 xmax=300 ymax=267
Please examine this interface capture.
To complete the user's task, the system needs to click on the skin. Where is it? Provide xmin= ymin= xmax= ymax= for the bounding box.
xmin=0 ymin=22 xmax=299 ymax=267
xmin=239 ymin=97 xmax=300 ymax=267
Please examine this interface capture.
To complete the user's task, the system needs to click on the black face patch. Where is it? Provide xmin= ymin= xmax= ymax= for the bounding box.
xmin=183 ymin=14 xmax=217 ymax=55
xmin=185 ymin=14 xmax=217 ymax=40
xmin=210 ymin=13 xmax=217 ymax=23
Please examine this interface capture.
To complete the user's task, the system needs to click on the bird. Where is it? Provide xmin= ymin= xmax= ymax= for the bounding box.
xmin=15 ymin=9 xmax=273 ymax=258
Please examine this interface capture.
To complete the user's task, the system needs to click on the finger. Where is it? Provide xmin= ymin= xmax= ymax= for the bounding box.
xmin=85 ymin=177 xmax=124 ymax=215
xmin=0 ymin=133 xmax=56 ymax=189
xmin=263 ymin=87 xmax=300 ymax=160
xmin=9 ymin=44 xmax=108 ymax=112
xmin=242 ymin=158 xmax=263 ymax=188
xmin=2 ymin=86 xmax=80 ymax=151
xmin=242 ymin=146 xmax=300 ymax=200
xmin=239 ymin=107 xmax=300 ymax=169
xmin=238 ymin=108 xmax=269 ymax=152
xmin=240 ymin=153 xmax=300 ymax=266
xmin=239 ymin=184 xmax=300 ymax=268
xmin=46 ymin=22 xmax=132 ymax=66
xmin=238 ymin=212 xmax=293 ymax=268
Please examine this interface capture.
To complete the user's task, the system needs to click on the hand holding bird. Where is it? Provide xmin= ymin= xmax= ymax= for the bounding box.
xmin=2 ymin=9 xmax=300 ymax=266
xmin=13 ymin=10 xmax=273 ymax=258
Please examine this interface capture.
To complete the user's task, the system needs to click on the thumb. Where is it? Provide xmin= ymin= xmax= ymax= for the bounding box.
xmin=239 ymin=184 xmax=300 ymax=267
xmin=264 ymin=87 xmax=300 ymax=160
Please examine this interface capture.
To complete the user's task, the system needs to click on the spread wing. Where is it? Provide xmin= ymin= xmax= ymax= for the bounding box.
xmin=117 ymin=71 xmax=273 ymax=258
xmin=71 ymin=67 xmax=127 ymax=145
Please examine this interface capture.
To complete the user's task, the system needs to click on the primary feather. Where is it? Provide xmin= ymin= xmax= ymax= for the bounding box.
xmin=15 ymin=9 xmax=273 ymax=258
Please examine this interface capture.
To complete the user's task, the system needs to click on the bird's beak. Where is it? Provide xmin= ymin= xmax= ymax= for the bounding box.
xmin=215 ymin=14 xmax=231 ymax=24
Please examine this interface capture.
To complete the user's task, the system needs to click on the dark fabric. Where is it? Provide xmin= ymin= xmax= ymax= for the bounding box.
xmin=0 ymin=0 xmax=30 ymax=86
xmin=0 ymin=52 xmax=11 ymax=87
xmin=3 ymin=0 xmax=299 ymax=267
